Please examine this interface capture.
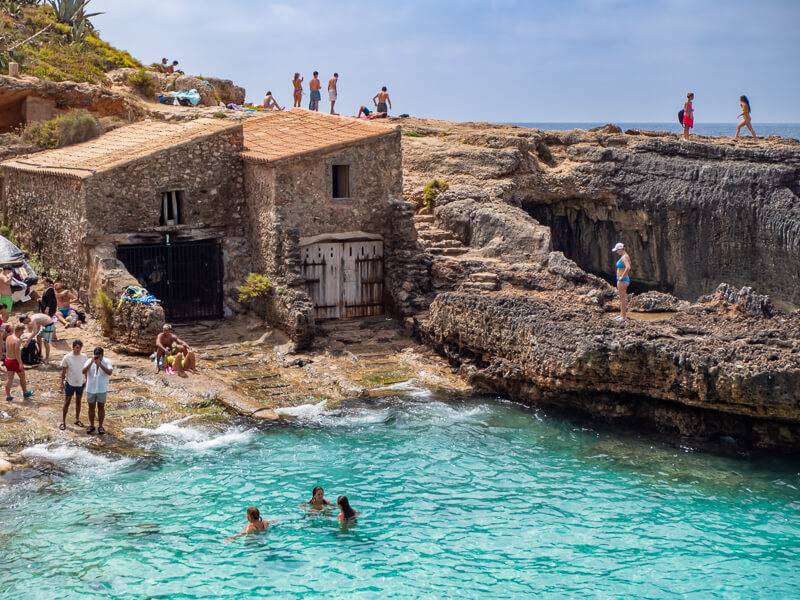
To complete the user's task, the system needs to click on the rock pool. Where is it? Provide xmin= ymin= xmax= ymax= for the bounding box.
xmin=2 ymin=393 xmax=799 ymax=599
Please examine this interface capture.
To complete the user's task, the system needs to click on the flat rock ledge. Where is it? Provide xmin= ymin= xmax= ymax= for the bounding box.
xmin=418 ymin=290 xmax=800 ymax=453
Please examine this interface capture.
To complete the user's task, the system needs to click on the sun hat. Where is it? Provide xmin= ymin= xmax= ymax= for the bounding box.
xmin=611 ymin=242 xmax=625 ymax=252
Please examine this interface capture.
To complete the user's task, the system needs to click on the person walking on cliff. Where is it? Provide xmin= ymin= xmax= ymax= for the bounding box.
xmin=328 ymin=73 xmax=339 ymax=115
xmin=292 ymin=73 xmax=304 ymax=108
xmin=82 ymin=347 xmax=112 ymax=435
xmin=734 ymin=95 xmax=758 ymax=141
xmin=309 ymin=71 xmax=322 ymax=111
xmin=612 ymin=242 xmax=631 ymax=321
xmin=681 ymin=92 xmax=694 ymax=141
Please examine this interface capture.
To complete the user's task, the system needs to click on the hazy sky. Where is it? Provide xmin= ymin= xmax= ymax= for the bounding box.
xmin=91 ymin=0 xmax=800 ymax=123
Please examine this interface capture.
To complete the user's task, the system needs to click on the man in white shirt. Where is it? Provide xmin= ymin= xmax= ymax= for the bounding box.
xmin=59 ymin=339 xmax=87 ymax=431
xmin=82 ymin=346 xmax=113 ymax=435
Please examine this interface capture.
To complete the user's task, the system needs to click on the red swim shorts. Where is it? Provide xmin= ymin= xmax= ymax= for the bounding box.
xmin=4 ymin=359 xmax=22 ymax=373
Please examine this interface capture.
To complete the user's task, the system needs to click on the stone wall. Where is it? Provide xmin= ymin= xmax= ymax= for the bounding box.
xmin=2 ymin=169 xmax=89 ymax=292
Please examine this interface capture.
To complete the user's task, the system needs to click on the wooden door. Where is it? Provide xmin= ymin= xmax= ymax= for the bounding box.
xmin=301 ymin=243 xmax=341 ymax=319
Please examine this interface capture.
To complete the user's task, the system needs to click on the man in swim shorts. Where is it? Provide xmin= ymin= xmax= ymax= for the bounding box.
xmin=20 ymin=312 xmax=55 ymax=363
xmin=328 ymin=73 xmax=339 ymax=115
xmin=5 ymin=325 xmax=33 ymax=401
xmin=0 ymin=266 xmax=14 ymax=312
xmin=155 ymin=324 xmax=191 ymax=374
xmin=309 ymin=71 xmax=321 ymax=112
xmin=54 ymin=283 xmax=79 ymax=326
xmin=372 ymin=86 xmax=391 ymax=116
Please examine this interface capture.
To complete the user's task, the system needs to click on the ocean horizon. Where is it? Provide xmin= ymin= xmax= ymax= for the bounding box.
xmin=509 ymin=122 xmax=800 ymax=140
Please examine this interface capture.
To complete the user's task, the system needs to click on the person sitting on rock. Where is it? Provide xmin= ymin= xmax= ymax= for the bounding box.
xmin=166 ymin=344 xmax=196 ymax=377
xmin=155 ymin=324 xmax=190 ymax=374
xmin=171 ymin=60 xmax=184 ymax=75
xmin=160 ymin=58 xmax=170 ymax=73
xmin=262 ymin=91 xmax=284 ymax=110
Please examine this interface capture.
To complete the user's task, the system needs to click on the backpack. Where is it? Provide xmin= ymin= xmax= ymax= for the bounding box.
xmin=21 ymin=341 xmax=42 ymax=366
xmin=678 ymin=109 xmax=685 ymax=125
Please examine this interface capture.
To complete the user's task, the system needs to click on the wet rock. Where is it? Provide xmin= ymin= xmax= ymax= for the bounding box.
xmin=0 ymin=458 xmax=13 ymax=475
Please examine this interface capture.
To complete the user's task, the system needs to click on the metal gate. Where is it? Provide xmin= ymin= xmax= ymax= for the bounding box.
xmin=301 ymin=240 xmax=384 ymax=319
xmin=116 ymin=240 xmax=223 ymax=321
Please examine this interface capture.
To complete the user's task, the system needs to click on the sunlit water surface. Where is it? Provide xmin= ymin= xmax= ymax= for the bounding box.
xmin=2 ymin=393 xmax=799 ymax=599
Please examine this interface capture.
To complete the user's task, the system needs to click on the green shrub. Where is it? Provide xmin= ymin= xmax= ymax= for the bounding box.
xmin=128 ymin=68 xmax=155 ymax=98
xmin=237 ymin=273 xmax=272 ymax=302
xmin=93 ymin=289 xmax=114 ymax=335
xmin=212 ymin=112 xmax=227 ymax=119
xmin=23 ymin=109 xmax=100 ymax=149
xmin=404 ymin=131 xmax=425 ymax=137
xmin=423 ymin=179 xmax=449 ymax=211
xmin=27 ymin=252 xmax=44 ymax=276
xmin=535 ymin=139 xmax=553 ymax=163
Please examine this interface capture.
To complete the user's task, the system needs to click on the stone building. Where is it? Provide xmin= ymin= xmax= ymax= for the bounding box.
xmin=0 ymin=109 xmax=427 ymax=350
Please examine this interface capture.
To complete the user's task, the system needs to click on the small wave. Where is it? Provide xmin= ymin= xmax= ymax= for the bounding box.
xmin=21 ymin=443 xmax=132 ymax=472
xmin=275 ymin=400 xmax=328 ymax=419
xmin=373 ymin=378 xmax=433 ymax=398
xmin=125 ymin=418 xmax=253 ymax=451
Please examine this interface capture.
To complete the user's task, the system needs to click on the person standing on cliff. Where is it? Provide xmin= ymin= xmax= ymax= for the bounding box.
xmin=292 ymin=73 xmax=304 ymax=108
xmin=328 ymin=73 xmax=339 ymax=115
xmin=59 ymin=339 xmax=86 ymax=430
xmin=82 ymin=347 xmax=112 ymax=435
xmin=682 ymin=92 xmax=694 ymax=141
xmin=373 ymin=86 xmax=391 ymax=116
xmin=734 ymin=95 xmax=758 ymax=141
xmin=612 ymin=243 xmax=631 ymax=321
xmin=309 ymin=71 xmax=322 ymax=111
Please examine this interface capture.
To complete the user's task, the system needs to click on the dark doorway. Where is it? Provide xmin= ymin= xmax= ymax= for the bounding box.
xmin=117 ymin=240 xmax=223 ymax=321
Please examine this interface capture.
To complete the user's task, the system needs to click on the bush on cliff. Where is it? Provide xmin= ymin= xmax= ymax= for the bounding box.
xmin=23 ymin=109 xmax=100 ymax=149
xmin=423 ymin=179 xmax=449 ymax=211
xmin=93 ymin=290 xmax=114 ymax=335
xmin=128 ymin=68 xmax=155 ymax=98
xmin=237 ymin=273 xmax=272 ymax=302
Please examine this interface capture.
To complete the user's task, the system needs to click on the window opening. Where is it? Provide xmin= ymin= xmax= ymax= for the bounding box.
xmin=159 ymin=191 xmax=183 ymax=226
xmin=332 ymin=165 xmax=350 ymax=198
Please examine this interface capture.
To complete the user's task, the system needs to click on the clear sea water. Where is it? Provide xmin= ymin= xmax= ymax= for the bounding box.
xmin=2 ymin=392 xmax=799 ymax=599
xmin=511 ymin=122 xmax=800 ymax=140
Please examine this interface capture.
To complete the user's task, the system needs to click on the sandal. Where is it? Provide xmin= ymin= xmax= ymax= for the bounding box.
xmin=98 ymin=427 xmax=106 ymax=435
xmin=5 ymin=396 xmax=12 ymax=402
xmin=74 ymin=420 xmax=84 ymax=427
xmin=59 ymin=423 xmax=66 ymax=430
xmin=86 ymin=426 xmax=96 ymax=434
xmin=23 ymin=390 xmax=34 ymax=398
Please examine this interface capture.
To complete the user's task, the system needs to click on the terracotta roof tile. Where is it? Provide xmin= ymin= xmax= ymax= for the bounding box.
xmin=242 ymin=109 xmax=396 ymax=164
xmin=0 ymin=118 xmax=239 ymax=179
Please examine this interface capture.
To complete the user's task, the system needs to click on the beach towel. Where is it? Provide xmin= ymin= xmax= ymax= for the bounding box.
xmin=118 ymin=286 xmax=160 ymax=307
xmin=167 ymin=90 xmax=202 ymax=106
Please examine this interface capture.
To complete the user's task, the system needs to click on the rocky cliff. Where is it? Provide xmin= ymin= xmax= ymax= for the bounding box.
xmin=402 ymin=118 xmax=800 ymax=452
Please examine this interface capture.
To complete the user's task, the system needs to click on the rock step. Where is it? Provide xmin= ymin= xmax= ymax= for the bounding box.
xmin=461 ymin=281 xmax=499 ymax=291
xmin=418 ymin=229 xmax=455 ymax=243
xmin=428 ymin=239 xmax=466 ymax=249
xmin=469 ymin=272 xmax=499 ymax=283
xmin=428 ymin=247 xmax=469 ymax=256
xmin=414 ymin=215 xmax=435 ymax=224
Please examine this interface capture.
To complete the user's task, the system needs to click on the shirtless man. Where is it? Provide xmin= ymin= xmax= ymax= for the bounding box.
xmin=0 ymin=266 xmax=14 ymax=312
xmin=5 ymin=325 xmax=33 ymax=401
xmin=372 ymin=86 xmax=391 ymax=116
xmin=20 ymin=312 xmax=55 ymax=363
xmin=54 ymin=283 xmax=78 ymax=326
xmin=328 ymin=73 xmax=339 ymax=115
xmin=155 ymin=324 xmax=190 ymax=373
xmin=309 ymin=71 xmax=321 ymax=112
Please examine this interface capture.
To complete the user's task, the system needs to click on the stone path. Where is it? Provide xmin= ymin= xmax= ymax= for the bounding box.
xmin=413 ymin=214 xmax=469 ymax=256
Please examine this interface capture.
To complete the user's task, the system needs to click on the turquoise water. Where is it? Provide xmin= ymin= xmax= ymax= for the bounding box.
xmin=2 ymin=393 xmax=799 ymax=599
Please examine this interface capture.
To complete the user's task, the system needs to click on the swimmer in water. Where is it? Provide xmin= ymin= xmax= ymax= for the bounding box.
xmin=337 ymin=495 xmax=358 ymax=525
xmin=299 ymin=486 xmax=335 ymax=510
xmin=224 ymin=507 xmax=278 ymax=541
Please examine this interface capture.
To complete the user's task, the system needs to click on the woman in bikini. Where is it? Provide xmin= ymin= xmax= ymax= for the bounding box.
xmin=224 ymin=506 xmax=278 ymax=541
xmin=734 ymin=95 xmax=758 ymax=141
xmin=612 ymin=242 xmax=631 ymax=321
xmin=682 ymin=92 xmax=694 ymax=141
xmin=292 ymin=73 xmax=304 ymax=108
xmin=299 ymin=486 xmax=335 ymax=511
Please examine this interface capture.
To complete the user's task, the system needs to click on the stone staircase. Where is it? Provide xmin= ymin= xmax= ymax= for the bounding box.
xmin=413 ymin=214 xmax=470 ymax=257
xmin=460 ymin=271 xmax=500 ymax=292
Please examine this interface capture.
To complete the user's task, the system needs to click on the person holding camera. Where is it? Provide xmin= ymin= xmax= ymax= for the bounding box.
xmin=82 ymin=347 xmax=113 ymax=435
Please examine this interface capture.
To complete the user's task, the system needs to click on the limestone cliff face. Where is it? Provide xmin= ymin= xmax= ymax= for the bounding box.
xmin=401 ymin=120 xmax=800 ymax=305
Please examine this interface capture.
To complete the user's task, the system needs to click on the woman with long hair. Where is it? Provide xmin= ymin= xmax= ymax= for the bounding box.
xmin=612 ymin=242 xmax=631 ymax=321
xmin=337 ymin=495 xmax=358 ymax=524
xmin=292 ymin=72 xmax=303 ymax=108
xmin=734 ymin=95 xmax=758 ymax=141
xmin=299 ymin=486 xmax=334 ymax=510
xmin=682 ymin=92 xmax=694 ymax=141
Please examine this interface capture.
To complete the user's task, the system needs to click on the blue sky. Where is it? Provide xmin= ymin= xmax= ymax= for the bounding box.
xmin=91 ymin=0 xmax=800 ymax=123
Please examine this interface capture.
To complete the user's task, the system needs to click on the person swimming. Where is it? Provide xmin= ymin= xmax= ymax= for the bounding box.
xmin=224 ymin=506 xmax=278 ymax=541
xmin=299 ymin=486 xmax=335 ymax=510
xmin=336 ymin=495 xmax=358 ymax=524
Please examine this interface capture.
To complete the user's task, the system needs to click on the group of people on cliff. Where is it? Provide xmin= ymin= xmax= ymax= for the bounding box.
xmin=261 ymin=71 xmax=392 ymax=120
xmin=680 ymin=93 xmax=758 ymax=141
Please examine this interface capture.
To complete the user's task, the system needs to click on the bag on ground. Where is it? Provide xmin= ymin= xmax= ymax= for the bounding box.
xmin=21 ymin=341 xmax=42 ymax=366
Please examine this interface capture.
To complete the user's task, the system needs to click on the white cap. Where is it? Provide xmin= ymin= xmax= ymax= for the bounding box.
xmin=611 ymin=242 xmax=624 ymax=252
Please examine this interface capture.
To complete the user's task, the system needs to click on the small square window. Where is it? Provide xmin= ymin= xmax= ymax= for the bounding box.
xmin=332 ymin=165 xmax=350 ymax=198
xmin=160 ymin=191 xmax=183 ymax=226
